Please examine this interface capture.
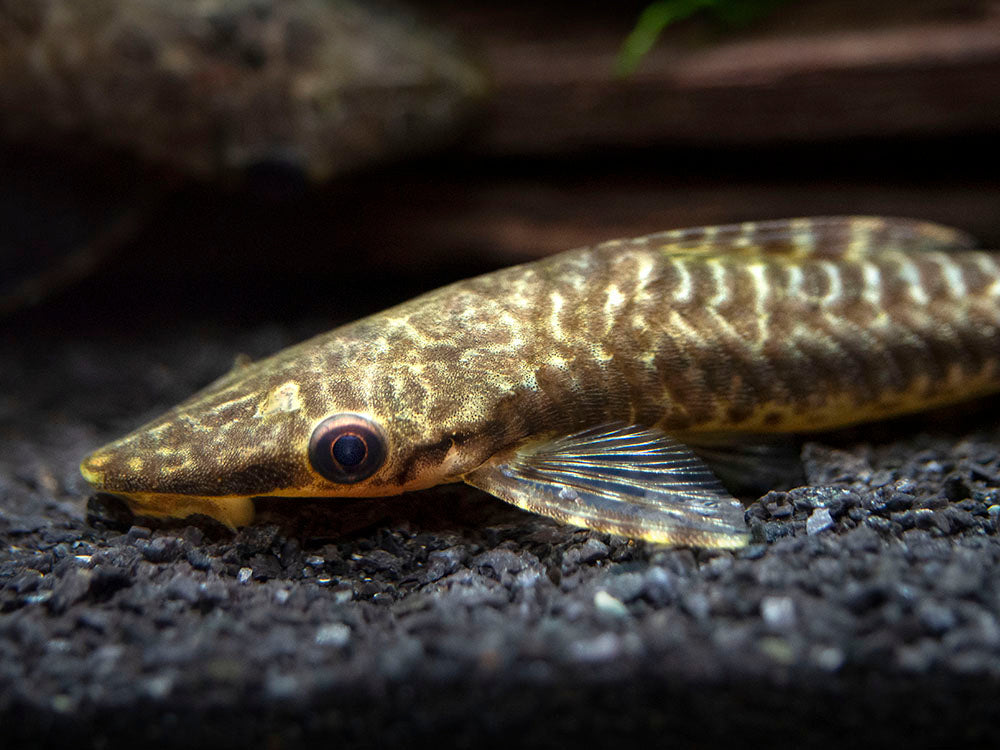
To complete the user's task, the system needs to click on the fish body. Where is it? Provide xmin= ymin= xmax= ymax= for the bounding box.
xmin=80 ymin=217 xmax=1000 ymax=547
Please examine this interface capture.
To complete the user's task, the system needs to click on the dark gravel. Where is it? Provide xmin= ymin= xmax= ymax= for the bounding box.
xmin=4 ymin=315 xmax=1000 ymax=749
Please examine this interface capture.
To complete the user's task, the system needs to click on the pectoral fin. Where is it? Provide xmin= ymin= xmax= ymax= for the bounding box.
xmin=464 ymin=425 xmax=749 ymax=548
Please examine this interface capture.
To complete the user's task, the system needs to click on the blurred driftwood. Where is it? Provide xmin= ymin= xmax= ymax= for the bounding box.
xmin=5 ymin=0 xmax=1000 ymax=318
xmin=438 ymin=0 xmax=1000 ymax=152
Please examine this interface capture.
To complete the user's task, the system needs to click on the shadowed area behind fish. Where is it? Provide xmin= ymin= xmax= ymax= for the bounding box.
xmin=81 ymin=216 xmax=1000 ymax=547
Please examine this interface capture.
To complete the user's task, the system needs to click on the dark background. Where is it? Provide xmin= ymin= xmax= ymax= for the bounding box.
xmin=6 ymin=0 xmax=1000 ymax=327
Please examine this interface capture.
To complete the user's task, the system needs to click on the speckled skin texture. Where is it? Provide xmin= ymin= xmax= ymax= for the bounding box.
xmin=0 ymin=0 xmax=484 ymax=180
xmin=80 ymin=217 xmax=1000 ymax=533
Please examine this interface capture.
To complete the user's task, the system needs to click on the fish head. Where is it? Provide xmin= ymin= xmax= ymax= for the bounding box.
xmin=79 ymin=322 xmax=507 ymax=526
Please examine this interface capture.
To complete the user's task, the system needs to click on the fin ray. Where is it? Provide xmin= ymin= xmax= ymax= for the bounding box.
xmin=635 ymin=216 xmax=976 ymax=263
xmin=465 ymin=425 xmax=749 ymax=548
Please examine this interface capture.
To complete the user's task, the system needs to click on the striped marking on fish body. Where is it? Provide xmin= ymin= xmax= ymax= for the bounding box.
xmin=600 ymin=249 xmax=997 ymax=434
xmin=496 ymin=218 xmax=998 ymax=443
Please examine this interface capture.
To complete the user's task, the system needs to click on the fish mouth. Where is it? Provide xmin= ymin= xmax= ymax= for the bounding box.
xmin=85 ymin=486 xmax=257 ymax=529
xmin=79 ymin=450 xmax=256 ymax=528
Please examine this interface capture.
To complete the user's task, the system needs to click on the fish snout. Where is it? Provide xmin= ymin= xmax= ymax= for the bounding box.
xmin=78 ymin=443 xmax=258 ymax=528
xmin=80 ymin=449 xmax=111 ymax=490
xmin=79 ymin=427 xmax=196 ymax=495
xmin=78 ymin=438 xmax=201 ymax=496
xmin=79 ymin=443 xmax=155 ymax=494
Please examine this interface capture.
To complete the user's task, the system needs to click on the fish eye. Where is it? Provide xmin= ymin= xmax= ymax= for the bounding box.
xmin=308 ymin=415 xmax=386 ymax=483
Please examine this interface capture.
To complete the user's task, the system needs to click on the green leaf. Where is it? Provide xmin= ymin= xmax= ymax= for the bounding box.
xmin=616 ymin=0 xmax=713 ymax=77
xmin=615 ymin=0 xmax=796 ymax=77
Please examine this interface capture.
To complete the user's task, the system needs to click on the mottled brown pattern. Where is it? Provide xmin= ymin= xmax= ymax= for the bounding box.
xmin=81 ymin=216 xmax=1000 ymax=528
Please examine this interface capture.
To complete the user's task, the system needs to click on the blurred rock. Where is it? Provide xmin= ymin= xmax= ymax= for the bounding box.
xmin=0 ymin=0 xmax=486 ymax=182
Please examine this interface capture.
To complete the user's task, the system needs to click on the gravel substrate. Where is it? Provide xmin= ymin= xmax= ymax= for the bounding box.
xmin=4 ymin=315 xmax=1000 ymax=749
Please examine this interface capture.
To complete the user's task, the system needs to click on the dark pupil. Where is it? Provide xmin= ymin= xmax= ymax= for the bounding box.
xmin=332 ymin=434 xmax=367 ymax=467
